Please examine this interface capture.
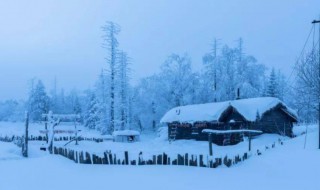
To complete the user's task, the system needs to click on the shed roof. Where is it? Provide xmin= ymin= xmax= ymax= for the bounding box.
xmin=112 ymin=130 xmax=140 ymax=136
xmin=160 ymin=97 xmax=297 ymax=123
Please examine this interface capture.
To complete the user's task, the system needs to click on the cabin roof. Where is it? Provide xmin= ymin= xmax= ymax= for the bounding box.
xmin=160 ymin=97 xmax=298 ymax=123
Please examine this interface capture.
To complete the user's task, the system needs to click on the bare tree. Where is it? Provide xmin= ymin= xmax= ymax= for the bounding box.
xmin=102 ymin=22 xmax=121 ymax=134
xmin=295 ymin=48 xmax=320 ymax=121
xmin=118 ymin=51 xmax=131 ymax=130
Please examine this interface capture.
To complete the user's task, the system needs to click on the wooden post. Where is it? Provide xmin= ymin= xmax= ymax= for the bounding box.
xmin=74 ymin=118 xmax=79 ymax=146
xmin=124 ymin=151 xmax=129 ymax=165
xmin=163 ymin=153 xmax=168 ymax=165
xmin=185 ymin=153 xmax=189 ymax=166
xmin=177 ymin=154 xmax=184 ymax=165
xmin=103 ymin=152 xmax=109 ymax=165
xmin=44 ymin=115 xmax=48 ymax=143
xmin=248 ymin=133 xmax=252 ymax=152
xmin=208 ymin=133 xmax=213 ymax=156
xmin=109 ymin=153 xmax=113 ymax=165
xmin=157 ymin=154 xmax=163 ymax=165
xmin=153 ymin=155 xmax=156 ymax=164
xmin=22 ymin=112 xmax=29 ymax=157
xmin=199 ymin=155 xmax=205 ymax=167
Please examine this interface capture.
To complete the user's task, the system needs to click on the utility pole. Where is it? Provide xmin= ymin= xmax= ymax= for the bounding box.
xmin=312 ymin=19 xmax=320 ymax=149
xmin=22 ymin=112 xmax=29 ymax=157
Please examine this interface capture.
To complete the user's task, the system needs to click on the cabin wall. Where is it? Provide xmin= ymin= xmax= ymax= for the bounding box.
xmin=167 ymin=105 xmax=295 ymax=145
xmin=255 ymin=107 xmax=294 ymax=137
xmin=168 ymin=121 xmax=248 ymax=146
xmin=168 ymin=123 xmax=193 ymax=140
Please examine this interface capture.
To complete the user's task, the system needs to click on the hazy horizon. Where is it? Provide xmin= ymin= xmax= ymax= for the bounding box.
xmin=0 ymin=0 xmax=319 ymax=100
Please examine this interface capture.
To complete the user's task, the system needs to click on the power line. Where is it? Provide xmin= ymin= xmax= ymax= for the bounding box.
xmin=286 ymin=25 xmax=315 ymax=85
xmin=287 ymin=38 xmax=319 ymax=89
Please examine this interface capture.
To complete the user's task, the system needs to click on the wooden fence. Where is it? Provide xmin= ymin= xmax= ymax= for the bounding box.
xmin=0 ymin=135 xmax=108 ymax=143
xmin=0 ymin=134 xmax=285 ymax=169
xmin=53 ymin=146 xmax=251 ymax=168
xmin=0 ymin=135 xmax=23 ymax=147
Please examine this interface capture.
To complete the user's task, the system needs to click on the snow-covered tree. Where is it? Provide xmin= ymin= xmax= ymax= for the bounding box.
xmin=0 ymin=100 xmax=25 ymax=122
xmin=84 ymin=93 xmax=101 ymax=130
xmin=117 ymin=51 xmax=131 ymax=130
xmin=49 ymin=77 xmax=59 ymax=113
xmin=202 ymin=38 xmax=219 ymax=102
xmin=28 ymin=80 xmax=50 ymax=122
xmin=202 ymin=39 xmax=265 ymax=102
xmin=266 ymin=68 xmax=278 ymax=98
xmin=102 ymin=21 xmax=121 ymax=134
xmin=160 ymin=53 xmax=194 ymax=107
xmin=294 ymin=48 xmax=320 ymax=122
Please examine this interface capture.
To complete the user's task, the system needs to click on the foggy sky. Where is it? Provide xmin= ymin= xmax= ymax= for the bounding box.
xmin=0 ymin=0 xmax=319 ymax=100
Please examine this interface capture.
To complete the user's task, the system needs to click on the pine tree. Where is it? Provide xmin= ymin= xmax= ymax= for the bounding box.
xmin=28 ymin=80 xmax=49 ymax=121
xmin=84 ymin=94 xmax=100 ymax=130
xmin=94 ymin=71 xmax=109 ymax=133
xmin=73 ymin=96 xmax=82 ymax=115
xmin=256 ymin=110 xmax=261 ymax=121
xmin=50 ymin=77 xmax=58 ymax=113
xmin=266 ymin=68 xmax=278 ymax=97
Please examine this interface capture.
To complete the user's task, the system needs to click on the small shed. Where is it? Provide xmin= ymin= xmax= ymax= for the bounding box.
xmin=113 ymin=130 xmax=140 ymax=143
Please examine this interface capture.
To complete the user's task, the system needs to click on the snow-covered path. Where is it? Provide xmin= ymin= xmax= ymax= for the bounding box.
xmin=0 ymin=128 xmax=319 ymax=190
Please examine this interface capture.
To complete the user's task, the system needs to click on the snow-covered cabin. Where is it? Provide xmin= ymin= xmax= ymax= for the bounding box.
xmin=112 ymin=130 xmax=140 ymax=143
xmin=160 ymin=97 xmax=298 ymax=145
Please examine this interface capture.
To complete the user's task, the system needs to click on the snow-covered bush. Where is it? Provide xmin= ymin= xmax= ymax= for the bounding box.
xmin=156 ymin=127 xmax=168 ymax=141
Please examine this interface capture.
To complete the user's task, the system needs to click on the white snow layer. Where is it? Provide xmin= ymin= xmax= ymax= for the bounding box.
xmin=113 ymin=130 xmax=140 ymax=136
xmin=160 ymin=97 xmax=297 ymax=123
xmin=202 ymin=129 xmax=263 ymax=134
xmin=0 ymin=124 xmax=319 ymax=190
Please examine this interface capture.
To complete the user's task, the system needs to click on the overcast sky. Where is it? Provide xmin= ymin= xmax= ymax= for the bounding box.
xmin=0 ymin=0 xmax=319 ymax=100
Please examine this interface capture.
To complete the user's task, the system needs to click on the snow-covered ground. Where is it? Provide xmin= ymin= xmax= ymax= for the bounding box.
xmin=0 ymin=122 xmax=289 ymax=160
xmin=0 ymin=122 xmax=103 ymax=138
xmin=0 ymin=122 xmax=319 ymax=190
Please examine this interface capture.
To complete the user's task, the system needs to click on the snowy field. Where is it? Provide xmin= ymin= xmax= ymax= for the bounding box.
xmin=0 ymin=122 xmax=319 ymax=190
xmin=0 ymin=122 xmax=103 ymax=138
xmin=0 ymin=122 xmax=289 ymax=159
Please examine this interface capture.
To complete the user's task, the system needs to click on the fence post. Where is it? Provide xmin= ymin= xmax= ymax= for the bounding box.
xmin=104 ymin=152 xmax=109 ymax=165
xmin=199 ymin=155 xmax=205 ymax=167
xmin=177 ymin=154 xmax=184 ymax=165
xmin=157 ymin=154 xmax=163 ymax=165
xmin=114 ymin=154 xmax=117 ymax=165
xmin=185 ymin=153 xmax=189 ymax=166
xmin=124 ymin=151 xmax=129 ymax=165
xmin=85 ymin=152 xmax=92 ymax=164
xmin=75 ymin=151 xmax=78 ymax=163
xmin=109 ymin=153 xmax=113 ymax=165
xmin=163 ymin=153 xmax=168 ymax=165
xmin=153 ymin=155 xmax=156 ymax=164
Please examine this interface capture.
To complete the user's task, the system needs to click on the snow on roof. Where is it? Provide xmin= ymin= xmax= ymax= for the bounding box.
xmin=160 ymin=97 xmax=297 ymax=123
xmin=112 ymin=130 xmax=140 ymax=136
xmin=202 ymin=129 xmax=263 ymax=134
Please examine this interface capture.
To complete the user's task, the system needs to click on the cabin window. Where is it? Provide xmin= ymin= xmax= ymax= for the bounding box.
xmin=180 ymin=123 xmax=191 ymax=128
xmin=195 ymin=123 xmax=207 ymax=128
xmin=229 ymin=119 xmax=236 ymax=123
xmin=127 ymin=136 xmax=134 ymax=142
